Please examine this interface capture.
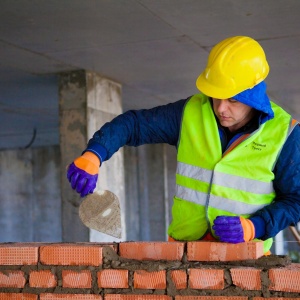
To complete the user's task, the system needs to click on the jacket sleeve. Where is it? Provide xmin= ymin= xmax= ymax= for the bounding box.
xmin=85 ymin=98 xmax=187 ymax=162
xmin=252 ymin=124 xmax=300 ymax=239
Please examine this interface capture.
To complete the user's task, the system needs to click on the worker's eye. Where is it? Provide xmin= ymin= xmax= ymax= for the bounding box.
xmin=228 ymin=99 xmax=238 ymax=103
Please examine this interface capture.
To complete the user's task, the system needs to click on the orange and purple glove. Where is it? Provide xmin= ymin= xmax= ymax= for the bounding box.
xmin=212 ymin=216 xmax=255 ymax=243
xmin=67 ymin=151 xmax=100 ymax=197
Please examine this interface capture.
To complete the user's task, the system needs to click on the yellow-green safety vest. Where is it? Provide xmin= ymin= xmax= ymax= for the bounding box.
xmin=168 ymin=94 xmax=297 ymax=253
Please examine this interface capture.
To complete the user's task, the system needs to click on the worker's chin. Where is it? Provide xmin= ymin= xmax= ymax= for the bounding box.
xmin=219 ymin=120 xmax=233 ymax=128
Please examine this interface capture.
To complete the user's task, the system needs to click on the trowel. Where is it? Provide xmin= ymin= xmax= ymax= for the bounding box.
xmin=79 ymin=190 xmax=122 ymax=238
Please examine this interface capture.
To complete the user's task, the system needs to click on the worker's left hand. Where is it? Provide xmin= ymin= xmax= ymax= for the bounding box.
xmin=67 ymin=151 xmax=100 ymax=197
xmin=212 ymin=216 xmax=255 ymax=243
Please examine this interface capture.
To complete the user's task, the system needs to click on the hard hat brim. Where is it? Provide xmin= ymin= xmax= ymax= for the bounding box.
xmin=196 ymin=73 xmax=250 ymax=99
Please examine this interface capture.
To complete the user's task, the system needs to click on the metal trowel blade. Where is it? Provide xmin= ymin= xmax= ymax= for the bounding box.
xmin=79 ymin=190 xmax=121 ymax=238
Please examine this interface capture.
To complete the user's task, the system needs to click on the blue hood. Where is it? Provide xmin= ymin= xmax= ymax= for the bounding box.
xmin=232 ymin=81 xmax=274 ymax=124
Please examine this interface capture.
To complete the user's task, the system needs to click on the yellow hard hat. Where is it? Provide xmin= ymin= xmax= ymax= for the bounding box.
xmin=196 ymin=36 xmax=269 ymax=99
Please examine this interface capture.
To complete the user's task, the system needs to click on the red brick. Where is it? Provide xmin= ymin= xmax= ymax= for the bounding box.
xmin=106 ymin=296 xmax=171 ymax=300
xmin=0 ymin=294 xmax=37 ymax=300
xmin=0 ymin=244 xmax=38 ymax=265
xmin=188 ymin=269 xmax=224 ymax=290
xmin=119 ymin=242 xmax=184 ymax=261
xmin=187 ymin=241 xmax=263 ymax=261
xmin=62 ymin=270 xmax=92 ymax=288
xmin=40 ymin=294 xmax=102 ymax=300
xmin=97 ymin=269 xmax=128 ymax=288
xmin=254 ymin=298 xmax=300 ymax=300
xmin=133 ymin=270 xmax=166 ymax=289
xmin=0 ymin=271 xmax=25 ymax=288
xmin=29 ymin=270 xmax=57 ymax=288
xmin=175 ymin=297 xmax=248 ymax=300
xmin=230 ymin=267 xmax=261 ymax=290
xmin=170 ymin=270 xmax=187 ymax=289
xmin=269 ymin=263 xmax=300 ymax=292
xmin=40 ymin=244 xmax=103 ymax=266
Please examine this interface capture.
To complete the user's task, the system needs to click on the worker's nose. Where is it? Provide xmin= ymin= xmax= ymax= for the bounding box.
xmin=216 ymin=100 xmax=228 ymax=113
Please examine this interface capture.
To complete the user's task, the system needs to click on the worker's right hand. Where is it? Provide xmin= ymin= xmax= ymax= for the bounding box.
xmin=67 ymin=151 xmax=100 ymax=197
xmin=212 ymin=216 xmax=255 ymax=243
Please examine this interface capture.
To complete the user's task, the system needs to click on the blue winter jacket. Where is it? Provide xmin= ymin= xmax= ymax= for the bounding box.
xmin=85 ymin=96 xmax=300 ymax=241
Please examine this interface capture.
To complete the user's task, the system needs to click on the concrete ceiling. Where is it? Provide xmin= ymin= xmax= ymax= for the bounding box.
xmin=1 ymin=0 xmax=300 ymax=149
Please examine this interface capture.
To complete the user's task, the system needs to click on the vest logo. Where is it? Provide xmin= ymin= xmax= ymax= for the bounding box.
xmin=252 ymin=141 xmax=266 ymax=151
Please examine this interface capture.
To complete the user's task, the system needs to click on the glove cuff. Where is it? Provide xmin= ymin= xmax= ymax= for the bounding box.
xmin=74 ymin=153 xmax=100 ymax=175
xmin=240 ymin=217 xmax=255 ymax=242
xmin=82 ymin=151 xmax=100 ymax=166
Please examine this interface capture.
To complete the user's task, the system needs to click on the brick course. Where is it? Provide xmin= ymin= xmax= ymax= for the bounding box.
xmin=230 ymin=267 xmax=261 ymax=290
xmin=188 ymin=269 xmax=224 ymax=290
xmin=0 ymin=244 xmax=38 ymax=265
xmin=97 ymin=269 xmax=128 ymax=288
xmin=119 ymin=241 xmax=184 ymax=261
xmin=187 ymin=241 xmax=263 ymax=261
xmin=175 ymin=297 xmax=249 ymax=300
xmin=0 ymin=293 xmax=37 ymax=300
xmin=269 ymin=263 xmax=300 ymax=292
xmin=0 ymin=241 xmax=299 ymax=299
xmin=0 ymin=271 xmax=26 ymax=288
xmin=29 ymin=270 xmax=57 ymax=288
xmin=62 ymin=270 xmax=92 ymax=288
xmin=133 ymin=270 xmax=166 ymax=289
xmin=40 ymin=244 xmax=103 ymax=266
xmin=170 ymin=270 xmax=187 ymax=289
xmin=41 ymin=294 xmax=102 ymax=300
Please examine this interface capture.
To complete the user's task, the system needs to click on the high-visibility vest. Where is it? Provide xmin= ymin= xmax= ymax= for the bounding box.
xmin=168 ymin=94 xmax=297 ymax=253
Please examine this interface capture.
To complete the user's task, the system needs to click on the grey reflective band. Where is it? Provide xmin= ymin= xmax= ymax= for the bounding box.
xmin=209 ymin=192 xmax=268 ymax=214
xmin=176 ymin=185 xmax=268 ymax=215
xmin=212 ymin=171 xmax=274 ymax=194
xmin=177 ymin=162 xmax=274 ymax=195
xmin=176 ymin=184 xmax=208 ymax=206
xmin=177 ymin=161 xmax=213 ymax=182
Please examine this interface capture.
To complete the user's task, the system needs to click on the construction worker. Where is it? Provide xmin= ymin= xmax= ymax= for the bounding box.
xmin=67 ymin=36 xmax=300 ymax=253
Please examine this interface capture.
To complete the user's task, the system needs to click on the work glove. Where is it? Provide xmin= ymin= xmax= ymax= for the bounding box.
xmin=67 ymin=151 xmax=100 ymax=197
xmin=212 ymin=216 xmax=255 ymax=243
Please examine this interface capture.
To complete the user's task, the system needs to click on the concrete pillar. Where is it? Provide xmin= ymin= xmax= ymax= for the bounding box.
xmin=86 ymin=72 xmax=126 ymax=242
xmin=59 ymin=70 xmax=125 ymax=242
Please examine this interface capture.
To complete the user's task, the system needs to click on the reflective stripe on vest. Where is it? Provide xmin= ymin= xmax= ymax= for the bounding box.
xmin=177 ymin=161 xmax=274 ymax=195
xmin=176 ymin=185 xmax=270 ymax=215
xmin=168 ymin=94 xmax=297 ymax=251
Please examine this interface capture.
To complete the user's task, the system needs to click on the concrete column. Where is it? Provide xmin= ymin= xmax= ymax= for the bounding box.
xmin=59 ymin=70 xmax=125 ymax=242
xmin=86 ymin=72 xmax=125 ymax=242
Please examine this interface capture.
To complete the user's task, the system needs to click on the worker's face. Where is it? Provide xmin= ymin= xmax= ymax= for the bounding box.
xmin=212 ymin=98 xmax=255 ymax=132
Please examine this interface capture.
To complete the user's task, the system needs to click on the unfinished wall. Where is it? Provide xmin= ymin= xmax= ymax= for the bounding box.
xmin=0 ymin=241 xmax=299 ymax=299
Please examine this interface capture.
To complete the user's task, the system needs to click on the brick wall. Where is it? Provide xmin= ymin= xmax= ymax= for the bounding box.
xmin=0 ymin=241 xmax=300 ymax=299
